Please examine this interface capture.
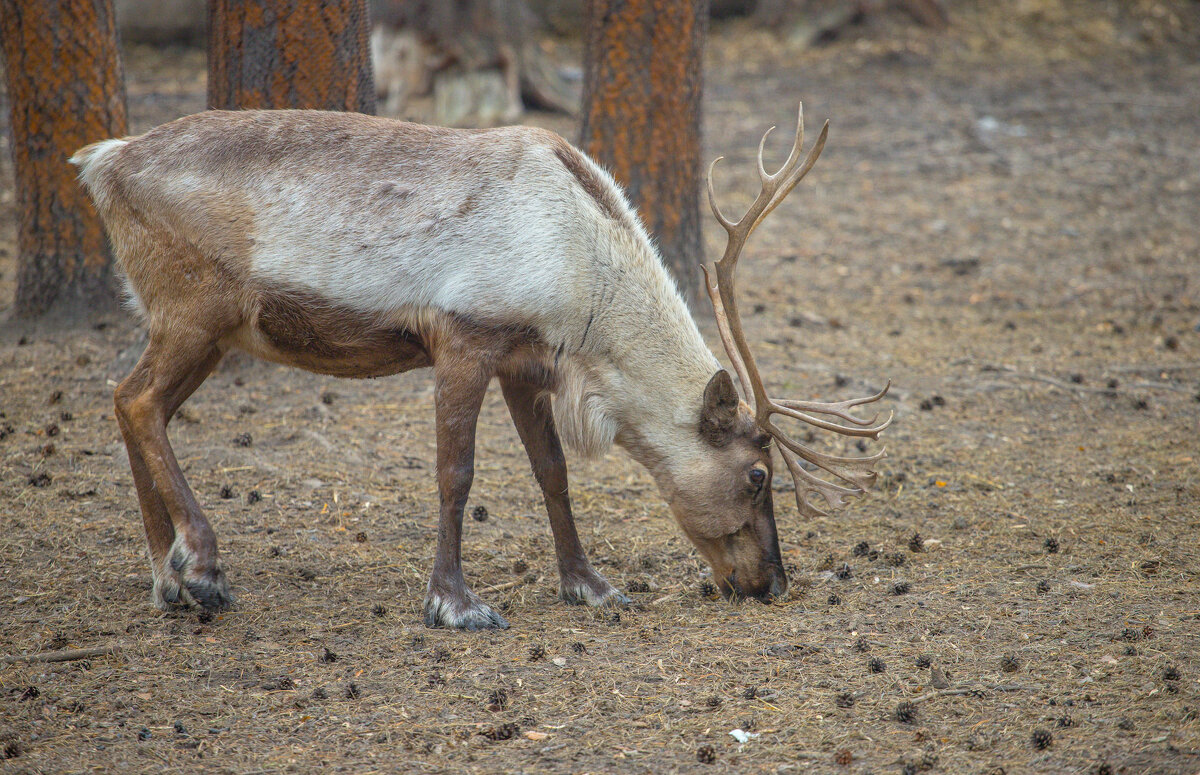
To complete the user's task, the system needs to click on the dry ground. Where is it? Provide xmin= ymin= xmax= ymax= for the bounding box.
xmin=2 ymin=4 xmax=1199 ymax=773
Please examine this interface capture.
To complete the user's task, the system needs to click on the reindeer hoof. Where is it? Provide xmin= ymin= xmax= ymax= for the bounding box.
xmin=423 ymin=591 xmax=509 ymax=631
xmin=560 ymin=575 xmax=630 ymax=608
xmin=152 ymin=538 xmax=234 ymax=612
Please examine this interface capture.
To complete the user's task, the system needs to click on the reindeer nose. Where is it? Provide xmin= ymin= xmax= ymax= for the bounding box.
xmin=729 ymin=563 xmax=788 ymax=604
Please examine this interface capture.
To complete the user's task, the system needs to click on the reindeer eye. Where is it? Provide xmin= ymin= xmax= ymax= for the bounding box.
xmin=748 ymin=467 xmax=767 ymax=488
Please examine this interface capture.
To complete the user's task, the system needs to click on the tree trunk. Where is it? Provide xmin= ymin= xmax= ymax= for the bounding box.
xmin=0 ymin=0 xmax=128 ymax=318
xmin=580 ymin=0 xmax=707 ymax=307
xmin=208 ymin=0 xmax=375 ymax=114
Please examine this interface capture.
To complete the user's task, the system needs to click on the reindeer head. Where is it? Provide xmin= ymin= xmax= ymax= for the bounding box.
xmin=680 ymin=103 xmax=891 ymax=602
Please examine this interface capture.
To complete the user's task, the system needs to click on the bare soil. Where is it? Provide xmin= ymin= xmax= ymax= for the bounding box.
xmin=2 ymin=4 xmax=1199 ymax=773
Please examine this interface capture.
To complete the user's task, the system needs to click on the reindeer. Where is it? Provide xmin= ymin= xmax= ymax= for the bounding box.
xmin=72 ymin=104 xmax=889 ymax=630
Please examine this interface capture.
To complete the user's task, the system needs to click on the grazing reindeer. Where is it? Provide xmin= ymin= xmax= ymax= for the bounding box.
xmin=72 ymin=104 xmax=888 ymax=630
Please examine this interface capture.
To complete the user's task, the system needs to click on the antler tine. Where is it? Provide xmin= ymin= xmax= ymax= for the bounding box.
xmin=779 ymin=448 xmax=866 ymax=517
xmin=776 ymin=380 xmax=892 ymax=427
xmin=751 ymin=120 xmax=828 ymax=235
xmin=705 ymin=157 xmax=737 ymax=233
xmin=771 ymin=404 xmax=892 ymax=439
xmin=703 ymin=101 xmax=892 ymax=519
xmin=755 ymin=125 xmax=777 ymax=182
xmin=701 ymin=264 xmax=754 ymax=406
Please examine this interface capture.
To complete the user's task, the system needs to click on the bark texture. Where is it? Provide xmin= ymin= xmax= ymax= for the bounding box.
xmin=208 ymin=0 xmax=375 ymax=113
xmin=580 ymin=0 xmax=707 ymax=306
xmin=0 ymin=0 xmax=128 ymax=317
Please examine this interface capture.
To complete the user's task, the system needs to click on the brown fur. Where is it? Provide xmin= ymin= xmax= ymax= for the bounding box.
xmin=254 ymin=287 xmax=430 ymax=378
xmin=552 ymin=139 xmax=627 ymax=224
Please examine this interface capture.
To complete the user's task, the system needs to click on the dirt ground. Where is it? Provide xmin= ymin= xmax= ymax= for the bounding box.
xmin=2 ymin=3 xmax=1199 ymax=773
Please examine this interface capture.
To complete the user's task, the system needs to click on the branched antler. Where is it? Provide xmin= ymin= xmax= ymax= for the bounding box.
xmin=704 ymin=103 xmax=891 ymax=518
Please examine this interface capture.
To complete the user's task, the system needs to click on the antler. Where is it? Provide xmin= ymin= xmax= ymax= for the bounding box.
xmin=704 ymin=103 xmax=891 ymax=518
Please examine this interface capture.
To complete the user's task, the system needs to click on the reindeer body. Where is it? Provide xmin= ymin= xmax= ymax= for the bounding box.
xmin=74 ymin=110 xmax=786 ymax=629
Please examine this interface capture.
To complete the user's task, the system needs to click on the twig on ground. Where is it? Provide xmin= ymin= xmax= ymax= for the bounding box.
xmin=2 ymin=645 xmax=121 ymax=664
xmin=911 ymin=684 xmax=1035 ymax=704
xmin=480 ymin=576 xmax=534 ymax=594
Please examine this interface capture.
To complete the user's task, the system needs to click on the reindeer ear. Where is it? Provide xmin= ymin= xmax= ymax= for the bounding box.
xmin=700 ymin=370 xmax=740 ymax=444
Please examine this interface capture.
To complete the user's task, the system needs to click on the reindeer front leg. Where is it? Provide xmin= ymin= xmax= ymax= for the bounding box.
xmin=424 ymin=361 xmax=509 ymax=630
xmin=499 ymin=377 xmax=628 ymax=608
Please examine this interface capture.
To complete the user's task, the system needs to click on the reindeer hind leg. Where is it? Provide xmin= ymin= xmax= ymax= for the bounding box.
xmin=115 ymin=328 xmax=229 ymax=611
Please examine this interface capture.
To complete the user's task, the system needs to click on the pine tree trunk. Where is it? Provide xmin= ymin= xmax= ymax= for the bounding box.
xmin=208 ymin=0 xmax=375 ymax=114
xmin=580 ymin=0 xmax=706 ymax=306
xmin=0 ymin=0 xmax=128 ymax=318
